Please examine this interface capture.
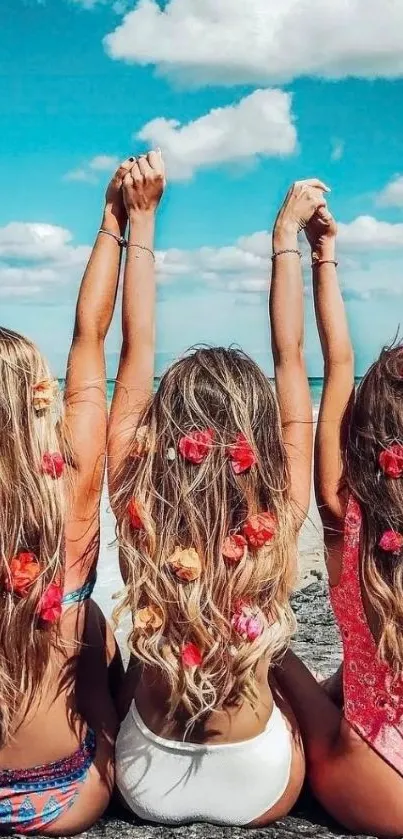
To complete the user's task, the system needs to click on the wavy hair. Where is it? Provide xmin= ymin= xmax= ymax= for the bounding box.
xmin=113 ymin=347 xmax=296 ymax=732
xmin=343 ymin=342 xmax=403 ymax=672
xmin=0 ymin=327 xmax=66 ymax=745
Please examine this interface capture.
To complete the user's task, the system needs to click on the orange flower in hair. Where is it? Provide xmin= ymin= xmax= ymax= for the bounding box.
xmin=130 ymin=425 xmax=150 ymax=458
xmin=242 ymin=512 xmax=277 ymax=549
xmin=32 ymin=379 xmax=58 ymax=412
xmin=166 ymin=547 xmax=202 ymax=582
xmin=228 ymin=433 xmax=257 ymax=474
xmin=181 ymin=642 xmax=203 ymax=668
xmin=5 ymin=552 xmax=41 ymax=596
xmin=179 ymin=429 xmax=215 ymax=464
xmin=379 ymin=445 xmax=403 ymax=478
xmin=134 ymin=604 xmax=163 ymax=632
xmin=42 ymin=452 xmax=65 ymax=479
xmin=127 ymin=498 xmax=144 ymax=530
xmin=222 ymin=534 xmax=247 ymax=563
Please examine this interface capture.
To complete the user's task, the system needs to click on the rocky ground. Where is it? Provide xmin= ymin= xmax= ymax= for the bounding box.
xmin=12 ymin=583 xmax=380 ymax=839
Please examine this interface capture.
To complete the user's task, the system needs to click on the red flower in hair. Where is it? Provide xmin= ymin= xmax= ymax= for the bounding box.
xmin=228 ymin=434 xmax=257 ymax=475
xmin=379 ymin=445 xmax=403 ymax=478
xmin=37 ymin=583 xmax=63 ymax=623
xmin=181 ymin=642 xmax=203 ymax=669
xmin=42 ymin=452 xmax=64 ymax=479
xmin=5 ymin=552 xmax=40 ymax=596
xmin=379 ymin=530 xmax=403 ymax=555
xmin=179 ymin=429 xmax=215 ymax=464
xmin=127 ymin=498 xmax=143 ymax=530
xmin=242 ymin=512 xmax=277 ymax=549
xmin=222 ymin=534 xmax=247 ymax=563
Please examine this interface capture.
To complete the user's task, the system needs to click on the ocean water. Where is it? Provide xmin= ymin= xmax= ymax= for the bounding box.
xmin=103 ymin=378 xmax=325 ymax=408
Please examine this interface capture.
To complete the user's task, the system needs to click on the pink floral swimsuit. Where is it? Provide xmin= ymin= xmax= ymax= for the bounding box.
xmin=330 ymin=496 xmax=403 ymax=775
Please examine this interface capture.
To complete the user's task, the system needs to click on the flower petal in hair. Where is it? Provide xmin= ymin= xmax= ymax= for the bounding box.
xmin=228 ymin=433 xmax=257 ymax=475
xmin=222 ymin=534 xmax=247 ymax=563
xmin=127 ymin=498 xmax=144 ymax=530
xmin=379 ymin=445 xmax=403 ymax=479
xmin=242 ymin=512 xmax=277 ymax=549
xmin=179 ymin=429 xmax=215 ymax=465
xmin=42 ymin=451 xmax=65 ymax=479
xmin=5 ymin=552 xmax=41 ymax=597
xmin=379 ymin=530 xmax=403 ymax=555
xmin=32 ymin=379 xmax=58 ymax=413
xmin=130 ymin=425 xmax=150 ymax=458
xmin=134 ymin=604 xmax=163 ymax=633
xmin=37 ymin=582 xmax=63 ymax=624
xmin=232 ymin=603 xmax=264 ymax=642
xmin=181 ymin=642 xmax=203 ymax=669
xmin=166 ymin=547 xmax=202 ymax=582
xmin=167 ymin=447 xmax=176 ymax=462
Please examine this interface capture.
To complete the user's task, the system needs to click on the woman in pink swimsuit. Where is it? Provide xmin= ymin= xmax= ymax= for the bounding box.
xmin=275 ymin=200 xmax=403 ymax=836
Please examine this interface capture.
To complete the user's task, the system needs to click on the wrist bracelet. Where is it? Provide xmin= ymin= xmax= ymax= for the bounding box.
xmin=311 ymin=259 xmax=338 ymax=268
xmin=127 ymin=243 xmax=156 ymax=262
xmin=271 ymin=249 xmax=302 ymax=260
xmin=99 ymin=228 xmax=127 ymax=247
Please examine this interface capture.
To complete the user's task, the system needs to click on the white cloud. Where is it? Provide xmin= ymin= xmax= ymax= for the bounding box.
xmin=137 ymin=89 xmax=296 ymax=180
xmin=104 ymin=0 xmax=403 ymax=86
xmin=64 ymin=155 xmax=119 ymax=184
xmin=2 ymin=215 xmax=403 ymax=304
xmin=377 ymin=175 xmax=403 ymax=208
xmin=331 ymin=139 xmax=344 ymax=162
xmin=89 ymin=154 xmax=120 ymax=171
xmin=0 ymin=223 xmax=73 ymax=261
xmin=337 ymin=216 xmax=403 ymax=250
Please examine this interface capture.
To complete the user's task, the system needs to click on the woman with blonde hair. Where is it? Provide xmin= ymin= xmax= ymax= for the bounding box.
xmin=0 ymin=159 xmax=133 ymax=835
xmin=108 ymin=170 xmax=328 ymax=826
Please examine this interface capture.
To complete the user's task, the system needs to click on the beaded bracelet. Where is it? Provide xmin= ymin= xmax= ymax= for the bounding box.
xmin=311 ymin=259 xmax=338 ymax=268
xmin=127 ymin=243 xmax=156 ymax=262
xmin=271 ymin=249 xmax=302 ymax=260
xmin=98 ymin=228 xmax=127 ymax=247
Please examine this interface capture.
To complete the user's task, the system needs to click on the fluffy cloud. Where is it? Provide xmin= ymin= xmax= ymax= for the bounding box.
xmin=377 ymin=175 xmax=403 ymax=208
xmin=137 ymin=89 xmax=296 ymax=180
xmin=0 ymin=223 xmax=90 ymax=299
xmin=64 ymin=155 xmax=119 ymax=184
xmin=2 ymin=215 xmax=403 ymax=303
xmin=104 ymin=0 xmax=403 ymax=86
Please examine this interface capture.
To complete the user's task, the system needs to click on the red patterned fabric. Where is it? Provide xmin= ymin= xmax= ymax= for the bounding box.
xmin=330 ymin=496 xmax=403 ymax=775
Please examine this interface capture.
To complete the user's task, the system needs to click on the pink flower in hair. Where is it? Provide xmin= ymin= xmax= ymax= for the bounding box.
xmin=222 ymin=534 xmax=247 ymax=563
xmin=179 ymin=429 xmax=215 ymax=464
xmin=227 ymin=434 xmax=257 ymax=474
xmin=42 ymin=452 xmax=64 ymax=479
xmin=379 ymin=445 xmax=403 ymax=479
xmin=379 ymin=530 xmax=403 ymax=555
xmin=181 ymin=642 xmax=203 ymax=668
xmin=37 ymin=582 xmax=63 ymax=624
xmin=232 ymin=603 xmax=264 ymax=642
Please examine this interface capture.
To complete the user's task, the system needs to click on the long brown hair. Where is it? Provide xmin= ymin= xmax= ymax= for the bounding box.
xmin=344 ymin=343 xmax=403 ymax=672
xmin=0 ymin=327 xmax=66 ymax=745
xmin=113 ymin=347 xmax=296 ymax=731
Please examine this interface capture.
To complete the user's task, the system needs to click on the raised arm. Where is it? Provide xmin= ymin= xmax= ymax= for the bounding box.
xmin=107 ymin=151 xmax=165 ymax=500
xmin=64 ymin=159 xmax=132 ymax=587
xmin=270 ymin=180 xmax=329 ymax=528
xmin=305 ymin=209 xmax=354 ymax=524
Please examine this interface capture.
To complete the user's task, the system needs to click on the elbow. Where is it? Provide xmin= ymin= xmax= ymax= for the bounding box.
xmin=324 ymin=347 xmax=354 ymax=372
xmin=273 ymin=343 xmax=305 ymax=369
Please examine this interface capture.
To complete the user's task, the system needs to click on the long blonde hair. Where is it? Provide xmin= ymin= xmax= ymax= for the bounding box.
xmin=0 ymin=327 xmax=66 ymax=745
xmin=114 ymin=347 xmax=296 ymax=732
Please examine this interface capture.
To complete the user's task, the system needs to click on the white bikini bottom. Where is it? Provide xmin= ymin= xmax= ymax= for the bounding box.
xmin=116 ymin=699 xmax=292 ymax=826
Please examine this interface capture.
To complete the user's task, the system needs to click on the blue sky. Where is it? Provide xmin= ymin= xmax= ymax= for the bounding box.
xmin=1 ymin=0 xmax=403 ymax=377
